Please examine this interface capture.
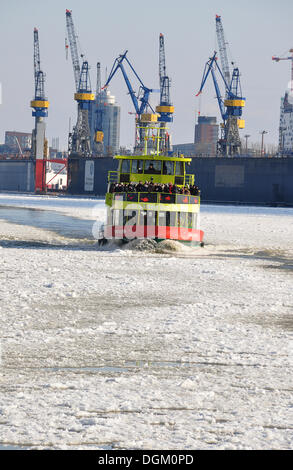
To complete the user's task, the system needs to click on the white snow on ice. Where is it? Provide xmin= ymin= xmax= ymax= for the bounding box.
xmin=0 ymin=193 xmax=292 ymax=450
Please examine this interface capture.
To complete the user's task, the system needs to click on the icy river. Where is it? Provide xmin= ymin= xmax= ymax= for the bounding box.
xmin=0 ymin=193 xmax=292 ymax=449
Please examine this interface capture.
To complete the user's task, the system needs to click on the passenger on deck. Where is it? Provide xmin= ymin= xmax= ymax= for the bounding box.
xmin=136 ymin=181 xmax=144 ymax=192
xmin=147 ymin=163 xmax=156 ymax=174
xmin=109 ymin=181 xmax=201 ymax=196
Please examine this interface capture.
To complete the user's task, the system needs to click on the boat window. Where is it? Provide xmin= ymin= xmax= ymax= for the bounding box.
xmin=178 ymin=212 xmax=188 ymax=228
xmin=188 ymin=212 xmax=194 ymax=228
xmin=144 ymin=160 xmax=162 ymax=174
xmin=166 ymin=211 xmax=176 ymax=227
xmin=112 ymin=209 xmax=123 ymax=226
xmin=147 ymin=211 xmax=156 ymax=226
xmin=107 ymin=211 xmax=112 ymax=225
xmin=139 ymin=210 xmax=147 ymax=226
xmin=162 ymin=161 xmax=174 ymax=175
xmin=175 ymin=161 xmax=184 ymax=175
xmin=139 ymin=210 xmax=156 ymax=227
xmin=170 ymin=212 xmax=176 ymax=226
xmin=121 ymin=159 xmax=131 ymax=173
xmin=132 ymin=160 xmax=143 ymax=174
xmin=159 ymin=211 xmax=176 ymax=227
xmin=123 ymin=210 xmax=138 ymax=226
xmin=158 ymin=211 xmax=167 ymax=226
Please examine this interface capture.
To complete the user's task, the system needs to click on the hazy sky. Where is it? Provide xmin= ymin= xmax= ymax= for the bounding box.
xmin=1 ymin=0 xmax=293 ymax=150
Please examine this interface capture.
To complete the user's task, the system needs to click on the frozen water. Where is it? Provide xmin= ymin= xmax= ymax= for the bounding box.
xmin=0 ymin=206 xmax=95 ymax=239
xmin=0 ymin=193 xmax=292 ymax=450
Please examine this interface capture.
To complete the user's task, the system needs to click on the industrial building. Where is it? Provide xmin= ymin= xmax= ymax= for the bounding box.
xmin=4 ymin=131 xmax=32 ymax=153
xmin=172 ymin=116 xmax=218 ymax=157
xmin=93 ymin=88 xmax=120 ymax=156
xmin=194 ymin=116 xmax=219 ymax=157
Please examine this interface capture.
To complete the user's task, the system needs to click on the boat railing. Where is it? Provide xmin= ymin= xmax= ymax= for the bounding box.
xmin=110 ymin=192 xmax=200 ymax=205
xmin=108 ymin=171 xmax=119 ymax=183
xmin=108 ymin=171 xmax=195 ymax=186
xmin=185 ymin=174 xmax=195 ymax=185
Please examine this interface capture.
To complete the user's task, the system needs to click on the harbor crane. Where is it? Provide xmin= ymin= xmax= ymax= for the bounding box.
xmin=65 ymin=9 xmax=94 ymax=156
xmin=196 ymin=16 xmax=245 ymax=156
xmin=156 ymin=33 xmax=174 ymax=153
xmin=196 ymin=51 xmax=245 ymax=156
xmin=103 ymin=51 xmax=158 ymax=153
xmin=30 ymin=27 xmax=49 ymax=192
xmin=215 ymin=14 xmax=245 ymax=155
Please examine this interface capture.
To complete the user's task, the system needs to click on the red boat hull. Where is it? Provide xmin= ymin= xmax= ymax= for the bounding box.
xmin=104 ymin=225 xmax=204 ymax=243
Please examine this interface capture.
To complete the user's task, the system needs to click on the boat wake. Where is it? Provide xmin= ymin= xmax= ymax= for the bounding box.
xmin=122 ymin=238 xmax=195 ymax=254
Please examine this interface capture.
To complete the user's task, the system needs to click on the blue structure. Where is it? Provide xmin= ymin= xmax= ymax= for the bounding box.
xmin=197 ymin=15 xmax=246 ymax=157
xmin=103 ymin=51 xmax=157 ymax=151
xmin=197 ymin=51 xmax=245 ymax=157
xmin=156 ymin=34 xmax=174 ymax=124
xmin=103 ymin=51 xmax=155 ymax=119
xmin=31 ymin=28 xmax=49 ymax=119
xmin=66 ymin=9 xmax=94 ymax=156
xmin=155 ymin=34 xmax=174 ymax=154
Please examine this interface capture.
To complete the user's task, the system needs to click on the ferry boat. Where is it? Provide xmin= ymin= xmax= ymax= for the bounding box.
xmin=100 ymin=127 xmax=204 ymax=246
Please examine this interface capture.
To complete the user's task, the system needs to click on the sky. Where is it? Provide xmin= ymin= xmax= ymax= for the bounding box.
xmin=1 ymin=0 xmax=293 ymax=150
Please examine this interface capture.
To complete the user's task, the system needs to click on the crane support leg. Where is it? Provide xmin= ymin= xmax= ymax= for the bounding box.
xmin=34 ymin=120 xmax=46 ymax=192
xmin=35 ymin=159 xmax=46 ymax=193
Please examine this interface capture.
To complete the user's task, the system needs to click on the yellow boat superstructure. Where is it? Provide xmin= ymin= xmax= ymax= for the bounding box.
xmin=102 ymin=152 xmax=204 ymax=245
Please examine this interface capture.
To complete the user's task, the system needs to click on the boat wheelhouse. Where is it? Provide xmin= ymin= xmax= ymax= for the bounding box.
xmin=102 ymin=153 xmax=204 ymax=244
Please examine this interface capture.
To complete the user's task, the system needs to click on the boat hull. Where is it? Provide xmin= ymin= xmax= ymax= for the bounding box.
xmin=104 ymin=224 xmax=204 ymax=244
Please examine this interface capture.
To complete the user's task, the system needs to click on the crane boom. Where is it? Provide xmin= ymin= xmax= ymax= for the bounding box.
xmin=104 ymin=51 xmax=154 ymax=116
xmin=196 ymin=52 xmax=226 ymax=120
xmin=66 ymin=9 xmax=81 ymax=91
xmin=33 ymin=28 xmax=46 ymax=100
xmin=273 ymin=49 xmax=293 ymax=93
xmin=159 ymin=33 xmax=170 ymax=106
xmin=215 ymin=15 xmax=231 ymax=86
xmin=33 ymin=28 xmax=41 ymax=80
xmin=104 ymin=51 xmax=157 ymax=151
xmin=156 ymin=33 xmax=174 ymax=123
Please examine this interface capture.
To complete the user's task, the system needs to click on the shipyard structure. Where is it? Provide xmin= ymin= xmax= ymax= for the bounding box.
xmin=279 ymin=92 xmax=293 ymax=156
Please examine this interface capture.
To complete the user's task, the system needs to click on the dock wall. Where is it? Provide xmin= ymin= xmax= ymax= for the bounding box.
xmin=67 ymin=156 xmax=293 ymax=206
xmin=1 ymin=157 xmax=293 ymax=206
xmin=0 ymin=159 xmax=35 ymax=193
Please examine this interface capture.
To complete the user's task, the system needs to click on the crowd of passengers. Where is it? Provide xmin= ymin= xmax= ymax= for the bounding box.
xmin=109 ymin=181 xmax=200 ymax=196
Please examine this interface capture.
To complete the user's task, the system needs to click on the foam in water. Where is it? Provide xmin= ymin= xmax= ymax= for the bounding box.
xmin=122 ymin=238 xmax=196 ymax=253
